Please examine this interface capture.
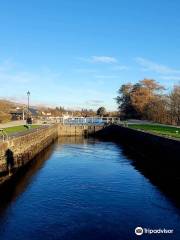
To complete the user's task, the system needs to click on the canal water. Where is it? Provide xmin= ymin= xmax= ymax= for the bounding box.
xmin=0 ymin=137 xmax=180 ymax=240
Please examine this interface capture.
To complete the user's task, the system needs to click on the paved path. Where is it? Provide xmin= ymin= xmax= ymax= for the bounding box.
xmin=0 ymin=120 xmax=26 ymax=129
xmin=0 ymin=121 xmax=49 ymax=141
xmin=8 ymin=125 xmax=49 ymax=138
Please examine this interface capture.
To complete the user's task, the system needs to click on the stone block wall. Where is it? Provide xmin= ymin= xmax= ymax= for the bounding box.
xmin=58 ymin=124 xmax=103 ymax=136
xmin=0 ymin=125 xmax=58 ymax=176
xmin=95 ymin=124 xmax=180 ymax=163
xmin=0 ymin=124 xmax=104 ymax=182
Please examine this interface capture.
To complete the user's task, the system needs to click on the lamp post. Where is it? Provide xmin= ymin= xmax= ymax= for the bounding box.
xmin=27 ymin=91 xmax=30 ymax=115
xmin=22 ymin=106 xmax=25 ymax=120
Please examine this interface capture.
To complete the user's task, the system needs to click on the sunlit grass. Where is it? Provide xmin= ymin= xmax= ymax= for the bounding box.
xmin=3 ymin=125 xmax=40 ymax=134
xmin=129 ymin=124 xmax=180 ymax=139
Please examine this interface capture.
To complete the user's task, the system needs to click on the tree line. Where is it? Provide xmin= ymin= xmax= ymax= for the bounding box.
xmin=116 ymin=79 xmax=180 ymax=125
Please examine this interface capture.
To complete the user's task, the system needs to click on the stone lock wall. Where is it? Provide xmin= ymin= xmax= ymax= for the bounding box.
xmin=0 ymin=125 xmax=58 ymax=175
xmin=58 ymin=124 xmax=103 ymax=136
xmin=0 ymin=124 xmax=104 ymax=182
xmin=95 ymin=124 xmax=180 ymax=163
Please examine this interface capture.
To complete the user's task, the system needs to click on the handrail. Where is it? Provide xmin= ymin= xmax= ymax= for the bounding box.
xmin=0 ymin=128 xmax=9 ymax=141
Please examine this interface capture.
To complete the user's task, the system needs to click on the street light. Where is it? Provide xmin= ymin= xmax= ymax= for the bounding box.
xmin=27 ymin=91 xmax=30 ymax=115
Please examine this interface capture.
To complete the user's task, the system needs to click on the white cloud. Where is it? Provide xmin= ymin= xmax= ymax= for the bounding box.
xmin=160 ymin=76 xmax=180 ymax=81
xmin=78 ymin=56 xmax=118 ymax=64
xmin=0 ymin=60 xmax=61 ymax=85
xmin=74 ymin=68 xmax=97 ymax=73
xmin=85 ymin=99 xmax=104 ymax=107
xmin=94 ymin=75 xmax=119 ymax=79
xmin=0 ymin=60 xmax=30 ymax=84
xmin=135 ymin=57 xmax=180 ymax=75
xmin=91 ymin=56 xmax=117 ymax=63
xmin=111 ymin=65 xmax=129 ymax=71
xmin=0 ymin=59 xmax=118 ymax=110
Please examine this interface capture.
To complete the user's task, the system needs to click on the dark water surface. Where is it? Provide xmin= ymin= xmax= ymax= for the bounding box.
xmin=0 ymin=137 xmax=180 ymax=240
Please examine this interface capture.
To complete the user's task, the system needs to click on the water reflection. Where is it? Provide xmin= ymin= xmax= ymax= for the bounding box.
xmin=57 ymin=136 xmax=89 ymax=145
xmin=112 ymin=141 xmax=180 ymax=211
xmin=0 ymin=137 xmax=90 ymax=216
xmin=92 ymin=136 xmax=180 ymax=211
xmin=0 ymin=143 xmax=56 ymax=216
xmin=0 ymin=136 xmax=180 ymax=240
xmin=0 ymin=137 xmax=180 ymax=216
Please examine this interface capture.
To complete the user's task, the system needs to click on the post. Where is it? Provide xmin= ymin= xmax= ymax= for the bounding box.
xmin=22 ymin=107 xmax=25 ymax=120
xmin=27 ymin=91 xmax=30 ymax=115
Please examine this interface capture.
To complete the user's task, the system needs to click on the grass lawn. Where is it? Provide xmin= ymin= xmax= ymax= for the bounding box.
xmin=2 ymin=125 xmax=41 ymax=135
xmin=129 ymin=124 xmax=180 ymax=139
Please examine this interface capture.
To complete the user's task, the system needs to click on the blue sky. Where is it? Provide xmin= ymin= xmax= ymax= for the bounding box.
xmin=0 ymin=0 xmax=180 ymax=110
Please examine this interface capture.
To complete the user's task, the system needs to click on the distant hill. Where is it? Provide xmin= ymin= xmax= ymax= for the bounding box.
xmin=0 ymin=99 xmax=17 ymax=123
xmin=0 ymin=98 xmax=118 ymax=123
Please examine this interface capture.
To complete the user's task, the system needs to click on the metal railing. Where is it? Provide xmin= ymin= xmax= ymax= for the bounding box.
xmin=0 ymin=129 xmax=9 ymax=141
xmin=40 ymin=117 xmax=121 ymax=125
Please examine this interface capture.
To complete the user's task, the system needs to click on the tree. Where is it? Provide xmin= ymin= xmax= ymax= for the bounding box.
xmin=169 ymin=85 xmax=180 ymax=125
xmin=116 ymin=79 xmax=165 ymax=120
xmin=115 ymin=83 xmax=138 ymax=119
xmin=130 ymin=85 xmax=151 ymax=115
xmin=140 ymin=79 xmax=165 ymax=94
xmin=130 ymin=79 xmax=164 ymax=117
xmin=97 ymin=107 xmax=106 ymax=117
xmin=145 ymin=96 xmax=169 ymax=123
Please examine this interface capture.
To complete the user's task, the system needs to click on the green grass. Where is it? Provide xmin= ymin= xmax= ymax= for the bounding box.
xmin=2 ymin=125 xmax=40 ymax=135
xmin=129 ymin=124 xmax=180 ymax=139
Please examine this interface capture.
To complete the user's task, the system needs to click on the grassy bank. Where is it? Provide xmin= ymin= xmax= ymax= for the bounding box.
xmin=3 ymin=125 xmax=40 ymax=135
xmin=129 ymin=124 xmax=180 ymax=139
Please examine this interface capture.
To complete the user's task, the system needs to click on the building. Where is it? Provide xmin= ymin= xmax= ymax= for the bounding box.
xmin=10 ymin=107 xmax=39 ymax=120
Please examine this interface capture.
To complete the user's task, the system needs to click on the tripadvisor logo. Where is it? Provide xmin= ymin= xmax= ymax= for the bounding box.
xmin=135 ymin=226 xmax=174 ymax=236
xmin=135 ymin=227 xmax=143 ymax=236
